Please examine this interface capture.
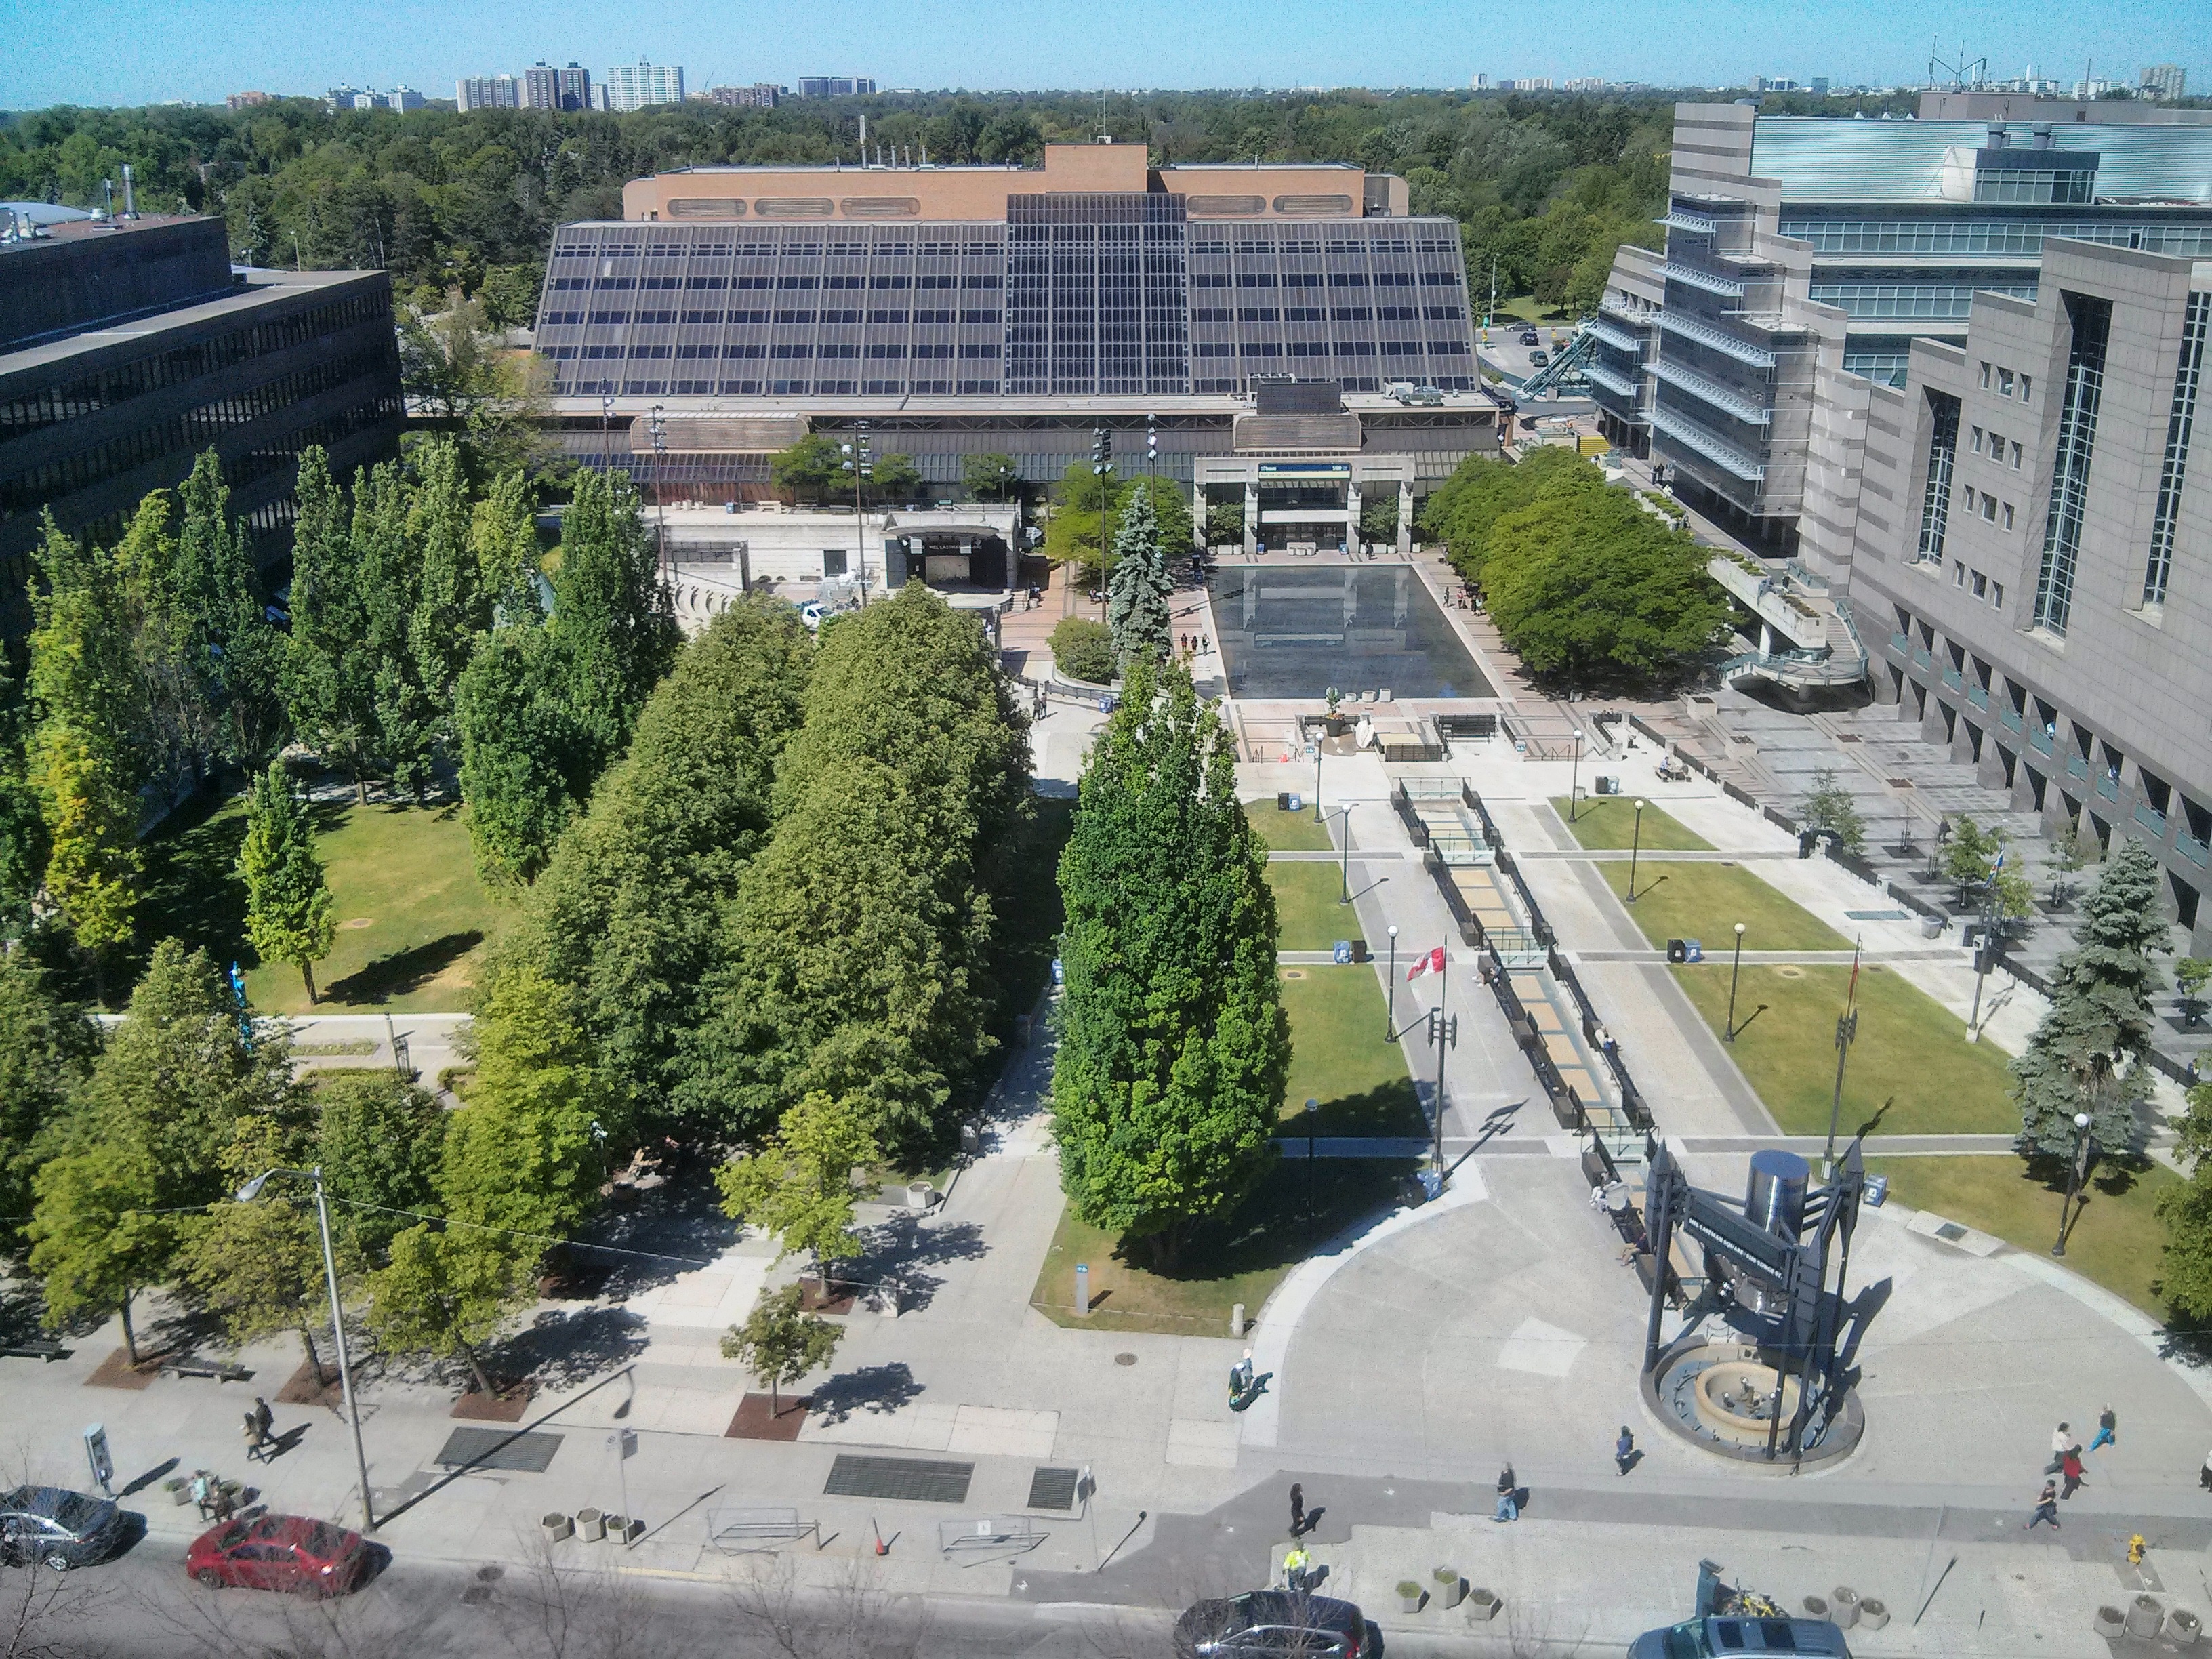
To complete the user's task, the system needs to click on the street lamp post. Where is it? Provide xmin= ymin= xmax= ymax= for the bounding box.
xmin=1624 ymin=799 xmax=1647 ymax=903
xmin=2053 ymin=1110 xmax=2094 ymax=1256
xmin=1724 ymin=922 xmax=1746 ymax=1041
xmin=236 ymin=1168 xmax=374 ymax=1532
xmin=1385 ymin=926 xmax=1399 ymax=1038
xmin=1568 ymin=730 xmax=1584 ymax=823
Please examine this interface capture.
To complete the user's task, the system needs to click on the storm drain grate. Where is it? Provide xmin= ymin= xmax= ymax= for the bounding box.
xmin=433 ymin=1427 xmax=563 ymax=1473
xmin=823 ymin=1454 xmax=974 ymax=1504
xmin=1026 ymin=1466 xmax=1080 ymax=1511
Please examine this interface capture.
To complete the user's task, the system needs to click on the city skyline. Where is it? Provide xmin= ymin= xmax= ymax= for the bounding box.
xmin=1 ymin=0 xmax=2202 ymax=110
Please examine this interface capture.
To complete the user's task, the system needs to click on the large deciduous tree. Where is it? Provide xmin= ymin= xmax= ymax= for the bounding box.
xmin=237 ymin=760 xmax=336 ymax=1002
xmin=2012 ymin=840 xmax=2169 ymax=1163
xmin=1050 ymin=659 xmax=1289 ymax=1267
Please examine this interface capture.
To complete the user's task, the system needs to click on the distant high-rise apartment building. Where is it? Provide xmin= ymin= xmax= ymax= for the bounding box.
xmin=457 ymin=74 xmax=523 ymax=111
xmin=526 ymin=60 xmax=593 ymax=111
xmin=2141 ymin=64 xmax=2186 ymax=100
xmin=707 ymin=83 xmax=782 ymax=108
xmin=796 ymin=76 xmax=875 ymax=98
xmin=605 ymin=60 xmax=685 ymax=110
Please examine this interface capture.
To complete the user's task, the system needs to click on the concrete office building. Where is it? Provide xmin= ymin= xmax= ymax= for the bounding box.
xmin=0 ymin=212 xmax=403 ymax=635
xmin=457 ymin=74 xmax=523 ymax=112
xmin=531 ymin=144 xmax=1505 ymax=569
xmin=1847 ymin=238 xmax=2212 ymax=948
xmin=1593 ymin=94 xmax=2212 ymax=567
xmin=526 ymin=62 xmax=592 ymax=112
xmin=605 ymin=60 xmax=685 ymax=111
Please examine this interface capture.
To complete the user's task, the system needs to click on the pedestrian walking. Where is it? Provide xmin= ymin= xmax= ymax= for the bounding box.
xmin=2060 ymin=1446 xmax=2087 ymax=1499
xmin=1615 ymin=1426 xmax=1635 ymax=1476
xmin=2090 ymin=1406 xmax=2117 ymax=1452
xmin=2026 ymin=1481 xmax=2061 ymax=1530
xmin=1289 ymin=1482 xmax=1305 ymax=1537
xmin=1492 ymin=1465 xmax=1519 ymax=1523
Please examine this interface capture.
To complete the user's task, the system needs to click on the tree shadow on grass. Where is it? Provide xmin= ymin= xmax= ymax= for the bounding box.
xmin=323 ymin=931 xmax=485 ymax=1004
xmin=1122 ymin=1159 xmax=1417 ymax=1286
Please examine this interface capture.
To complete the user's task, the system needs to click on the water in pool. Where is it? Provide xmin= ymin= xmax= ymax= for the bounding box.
xmin=1210 ymin=565 xmax=1492 ymax=700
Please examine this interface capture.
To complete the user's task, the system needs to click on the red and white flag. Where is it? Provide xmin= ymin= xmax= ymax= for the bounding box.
xmin=1407 ymin=945 xmax=1446 ymax=981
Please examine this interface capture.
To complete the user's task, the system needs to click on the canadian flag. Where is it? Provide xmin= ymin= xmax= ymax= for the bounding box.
xmin=1406 ymin=945 xmax=1446 ymax=981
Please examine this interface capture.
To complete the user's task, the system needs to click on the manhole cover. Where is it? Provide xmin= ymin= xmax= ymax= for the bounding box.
xmin=824 ymin=1454 xmax=973 ymax=1504
xmin=1027 ymin=1465 xmax=1082 ymax=1511
xmin=1114 ymin=1352 xmax=1137 ymax=1366
xmin=1935 ymin=1222 xmax=1969 ymax=1241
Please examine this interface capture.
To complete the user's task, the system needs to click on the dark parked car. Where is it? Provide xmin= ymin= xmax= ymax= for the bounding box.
xmin=1630 ymin=1617 xmax=1853 ymax=1658
xmin=1174 ymin=1590 xmax=1368 ymax=1658
xmin=185 ymin=1514 xmax=367 ymax=1597
xmin=0 ymin=1486 xmax=123 ymax=1571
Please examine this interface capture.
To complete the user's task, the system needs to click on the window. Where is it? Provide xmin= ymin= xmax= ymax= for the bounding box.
xmin=2003 ymin=503 xmax=2015 ymax=531
xmin=1999 ymin=369 xmax=2015 ymax=396
xmin=1980 ymin=361 xmax=1993 ymax=388
xmin=822 ymin=548 xmax=848 ymax=577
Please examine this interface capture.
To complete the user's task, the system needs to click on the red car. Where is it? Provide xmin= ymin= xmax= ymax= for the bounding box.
xmin=185 ymin=1514 xmax=367 ymax=1597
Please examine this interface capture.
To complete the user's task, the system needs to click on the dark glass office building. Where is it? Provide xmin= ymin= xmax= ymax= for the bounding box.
xmin=0 ymin=212 xmax=404 ymax=634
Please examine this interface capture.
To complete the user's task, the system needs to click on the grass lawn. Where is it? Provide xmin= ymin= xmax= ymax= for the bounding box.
xmin=1675 ymin=964 xmax=2017 ymax=1135
xmin=1268 ymin=860 xmax=1360 ymax=951
xmin=1593 ymin=860 xmax=1849 ymax=953
xmin=1252 ymin=806 xmax=1336 ymax=852
xmin=1279 ymin=966 xmax=1423 ymax=1136
xmin=1030 ymin=1157 xmax=1418 ymax=1334
xmin=1549 ymin=796 xmax=1712 ymax=852
xmin=138 ymin=791 xmax=504 ymax=1014
xmin=1866 ymin=1154 xmax=2182 ymax=1319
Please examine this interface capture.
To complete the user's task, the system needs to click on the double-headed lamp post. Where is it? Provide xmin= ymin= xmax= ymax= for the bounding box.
xmin=2053 ymin=1110 xmax=2095 ymax=1257
xmin=236 ymin=1167 xmax=374 ymax=1532
xmin=1624 ymin=799 xmax=1647 ymax=903
xmin=1724 ymin=922 xmax=1746 ymax=1041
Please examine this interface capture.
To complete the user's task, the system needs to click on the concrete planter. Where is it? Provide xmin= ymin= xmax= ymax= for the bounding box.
xmin=541 ymin=1512 xmax=573 ymax=1544
xmin=576 ymin=1507 xmax=606 ymax=1542
xmin=1828 ymin=1587 xmax=1859 ymax=1628
xmin=1465 ymin=1589 xmax=1500 ymax=1623
xmin=2167 ymin=1607 xmax=2203 ymax=1645
xmin=1858 ymin=1598 xmax=1889 ymax=1631
xmin=2129 ymin=1596 xmax=2166 ymax=1639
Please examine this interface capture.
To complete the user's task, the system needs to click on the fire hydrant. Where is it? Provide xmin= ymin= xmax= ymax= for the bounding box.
xmin=2128 ymin=1534 xmax=2148 ymax=1567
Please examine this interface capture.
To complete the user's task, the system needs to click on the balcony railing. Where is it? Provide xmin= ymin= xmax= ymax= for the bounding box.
xmin=2136 ymin=802 xmax=2169 ymax=838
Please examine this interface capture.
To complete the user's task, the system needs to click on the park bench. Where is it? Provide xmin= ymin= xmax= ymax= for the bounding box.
xmin=706 ymin=1507 xmax=819 ymax=1554
xmin=160 ymin=1357 xmax=252 ymax=1383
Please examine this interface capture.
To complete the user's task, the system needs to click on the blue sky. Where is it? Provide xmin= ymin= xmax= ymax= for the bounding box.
xmin=3 ymin=0 xmax=2200 ymax=109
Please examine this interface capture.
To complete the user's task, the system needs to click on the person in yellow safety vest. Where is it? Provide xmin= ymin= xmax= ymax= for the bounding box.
xmin=1282 ymin=1544 xmax=1313 ymax=1592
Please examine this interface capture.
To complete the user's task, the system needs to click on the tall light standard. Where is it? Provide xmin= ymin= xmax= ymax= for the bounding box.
xmin=1624 ymin=799 xmax=1647 ymax=903
xmin=1724 ymin=922 xmax=1746 ymax=1041
xmin=235 ymin=1168 xmax=373 ymax=1532
xmin=1385 ymin=926 xmax=1399 ymax=1038
xmin=1568 ymin=729 xmax=1585 ymax=823
xmin=2053 ymin=1110 xmax=2095 ymax=1256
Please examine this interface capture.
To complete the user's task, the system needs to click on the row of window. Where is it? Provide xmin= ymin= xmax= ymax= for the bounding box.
xmin=0 ymin=290 xmax=391 ymax=442
xmin=0 ymin=350 xmax=398 ymax=520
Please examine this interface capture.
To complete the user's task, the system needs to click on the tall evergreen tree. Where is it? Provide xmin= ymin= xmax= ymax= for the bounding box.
xmin=2011 ymin=840 xmax=2169 ymax=1161
xmin=552 ymin=468 xmax=678 ymax=775
xmin=176 ymin=450 xmax=287 ymax=766
xmin=354 ymin=461 xmax=438 ymax=800
xmin=1050 ymin=659 xmax=1289 ymax=1267
xmin=238 ymin=760 xmax=336 ymax=1002
xmin=1105 ymin=480 xmax=1172 ymax=668
xmin=283 ymin=448 xmax=378 ymax=798
xmin=513 ymin=596 xmax=811 ymax=1128
xmin=455 ymin=621 xmax=587 ymax=887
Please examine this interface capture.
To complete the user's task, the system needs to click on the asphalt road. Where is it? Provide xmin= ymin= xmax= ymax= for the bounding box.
xmin=12 ymin=1532 xmax=1555 ymax=1658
